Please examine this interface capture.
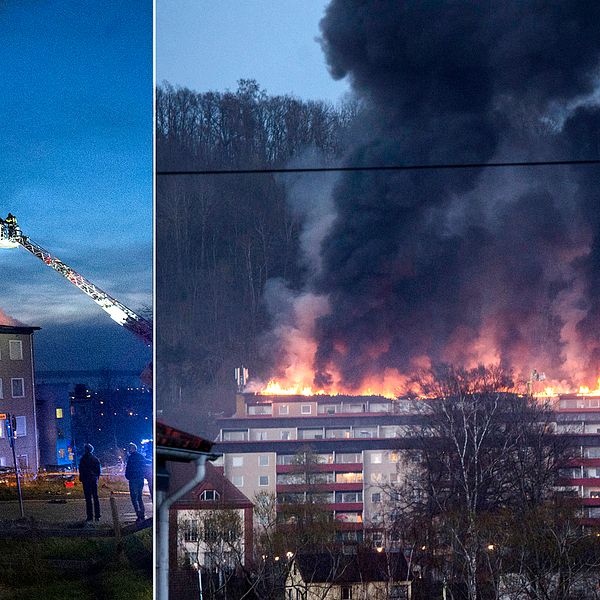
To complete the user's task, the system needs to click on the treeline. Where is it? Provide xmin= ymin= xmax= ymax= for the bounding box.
xmin=156 ymin=81 xmax=358 ymax=433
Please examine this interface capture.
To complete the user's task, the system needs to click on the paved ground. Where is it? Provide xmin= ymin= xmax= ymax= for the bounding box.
xmin=0 ymin=493 xmax=153 ymax=526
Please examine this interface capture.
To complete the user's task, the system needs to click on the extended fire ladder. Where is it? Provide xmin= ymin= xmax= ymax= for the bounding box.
xmin=0 ymin=213 xmax=152 ymax=347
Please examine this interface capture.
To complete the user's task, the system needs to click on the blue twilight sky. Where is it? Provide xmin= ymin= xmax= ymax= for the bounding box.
xmin=0 ymin=1 xmax=153 ymax=371
xmin=157 ymin=0 xmax=350 ymax=103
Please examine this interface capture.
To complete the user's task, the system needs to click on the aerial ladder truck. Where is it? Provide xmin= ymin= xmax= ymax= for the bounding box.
xmin=0 ymin=213 xmax=152 ymax=347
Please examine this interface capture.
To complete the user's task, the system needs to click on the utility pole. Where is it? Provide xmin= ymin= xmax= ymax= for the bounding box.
xmin=3 ymin=413 xmax=24 ymax=518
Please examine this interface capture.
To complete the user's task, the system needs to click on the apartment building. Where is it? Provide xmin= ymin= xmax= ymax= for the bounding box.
xmin=172 ymin=461 xmax=254 ymax=569
xmin=554 ymin=393 xmax=600 ymax=524
xmin=216 ymin=393 xmax=423 ymax=543
xmin=216 ymin=391 xmax=600 ymax=542
xmin=0 ymin=324 xmax=40 ymax=473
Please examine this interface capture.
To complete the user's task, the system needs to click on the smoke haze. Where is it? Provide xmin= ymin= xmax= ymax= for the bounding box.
xmin=264 ymin=2 xmax=600 ymax=393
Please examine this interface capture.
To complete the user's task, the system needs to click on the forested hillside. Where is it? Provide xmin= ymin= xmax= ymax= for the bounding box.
xmin=156 ymin=81 xmax=357 ymax=434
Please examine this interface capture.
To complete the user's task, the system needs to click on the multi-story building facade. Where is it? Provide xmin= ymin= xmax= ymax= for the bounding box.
xmin=0 ymin=324 xmax=40 ymax=473
xmin=554 ymin=393 xmax=600 ymax=524
xmin=216 ymin=391 xmax=600 ymax=542
xmin=216 ymin=393 xmax=423 ymax=543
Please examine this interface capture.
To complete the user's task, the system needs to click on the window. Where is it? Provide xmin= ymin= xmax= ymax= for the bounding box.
xmin=299 ymin=428 xmax=323 ymax=440
xmin=248 ymin=404 xmax=272 ymax=415
xmin=0 ymin=457 xmax=6 ymax=467
xmin=56 ymin=408 xmax=63 ymax=419
xmin=200 ymin=489 xmax=220 ymax=501
xmin=279 ymin=404 xmax=289 ymax=415
xmin=259 ymin=455 xmax=269 ymax=467
xmin=301 ymin=404 xmax=312 ymax=414
xmin=223 ymin=430 xmax=247 ymax=441
xmin=58 ymin=448 xmax=66 ymax=459
xmin=335 ymin=491 xmax=363 ymax=503
xmin=232 ymin=456 xmax=244 ymax=467
xmin=281 ymin=431 xmax=291 ymax=440
xmin=336 ymin=453 xmax=361 ymax=464
xmin=372 ymin=492 xmax=381 ymax=503
xmin=371 ymin=453 xmax=383 ymax=464
xmin=11 ymin=378 xmax=24 ymax=398
xmin=17 ymin=455 xmax=28 ymax=470
xmin=259 ymin=475 xmax=269 ymax=486
xmin=183 ymin=519 xmax=199 ymax=542
xmin=232 ymin=475 xmax=244 ymax=487
xmin=15 ymin=416 xmax=26 ymax=437
xmin=341 ymin=586 xmax=352 ymax=600
xmin=9 ymin=341 xmax=22 ymax=360
xmin=256 ymin=431 xmax=268 ymax=440
xmin=336 ymin=472 xmax=363 ymax=484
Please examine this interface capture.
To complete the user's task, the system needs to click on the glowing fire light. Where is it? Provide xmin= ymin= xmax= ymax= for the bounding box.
xmin=577 ymin=378 xmax=600 ymax=397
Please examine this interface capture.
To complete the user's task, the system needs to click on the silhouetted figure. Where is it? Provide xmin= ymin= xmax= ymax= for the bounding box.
xmin=79 ymin=443 xmax=101 ymax=522
xmin=125 ymin=442 xmax=146 ymax=522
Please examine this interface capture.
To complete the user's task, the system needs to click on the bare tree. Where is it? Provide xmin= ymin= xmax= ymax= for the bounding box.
xmin=390 ymin=365 xmax=573 ymax=600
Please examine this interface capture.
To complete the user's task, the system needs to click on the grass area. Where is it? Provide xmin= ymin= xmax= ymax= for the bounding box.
xmin=0 ymin=529 xmax=152 ymax=600
xmin=0 ymin=476 xmax=129 ymax=500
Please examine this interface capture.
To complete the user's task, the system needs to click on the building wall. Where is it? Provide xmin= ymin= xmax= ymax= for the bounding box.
xmin=176 ymin=507 xmax=248 ymax=568
xmin=0 ymin=327 xmax=39 ymax=473
xmin=219 ymin=392 xmax=600 ymax=537
xmin=218 ymin=394 xmax=421 ymax=541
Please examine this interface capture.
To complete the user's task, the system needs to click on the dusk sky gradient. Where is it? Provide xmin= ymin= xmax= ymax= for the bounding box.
xmin=1 ymin=1 xmax=152 ymax=371
xmin=157 ymin=0 xmax=350 ymax=103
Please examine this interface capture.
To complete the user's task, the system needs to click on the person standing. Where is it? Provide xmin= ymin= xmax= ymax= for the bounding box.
xmin=79 ymin=443 xmax=101 ymax=523
xmin=125 ymin=442 xmax=146 ymax=522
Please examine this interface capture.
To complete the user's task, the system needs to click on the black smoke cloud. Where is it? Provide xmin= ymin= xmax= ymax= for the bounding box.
xmin=308 ymin=1 xmax=600 ymax=389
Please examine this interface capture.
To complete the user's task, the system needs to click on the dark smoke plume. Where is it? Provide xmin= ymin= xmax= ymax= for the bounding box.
xmin=307 ymin=1 xmax=600 ymax=389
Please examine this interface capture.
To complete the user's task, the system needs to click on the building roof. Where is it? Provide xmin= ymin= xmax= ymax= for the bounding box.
xmin=294 ymin=550 xmax=410 ymax=584
xmin=0 ymin=324 xmax=40 ymax=334
xmin=156 ymin=421 xmax=214 ymax=454
xmin=172 ymin=462 xmax=253 ymax=509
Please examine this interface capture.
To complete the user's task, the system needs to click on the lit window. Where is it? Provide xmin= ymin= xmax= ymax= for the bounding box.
xmin=259 ymin=475 xmax=269 ymax=486
xmin=58 ymin=448 xmax=66 ymax=459
xmin=232 ymin=456 xmax=244 ymax=467
xmin=56 ymin=408 xmax=63 ymax=419
xmin=259 ymin=455 xmax=269 ymax=467
xmin=9 ymin=341 xmax=22 ymax=360
xmin=11 ymin=379 xmax=24 ymax=398
xmin=371 ymin=453 xmax=383 ymax=464
xmin=301 ymin=405 xmax=312 ymax=415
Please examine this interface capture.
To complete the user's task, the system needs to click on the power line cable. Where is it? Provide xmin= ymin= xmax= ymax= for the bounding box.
xmin=157 ymin=158 xmax=600 ymax=176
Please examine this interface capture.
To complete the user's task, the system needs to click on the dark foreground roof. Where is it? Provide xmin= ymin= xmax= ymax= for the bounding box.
xmin=295 ymin=550 xmax=410 ymax=584
xmin=156 ymin=422 xmax=214 ymax=454
xmin=172 ymin=462 xmax=253 ymax=508
xmin=0 ymin=324 xmax=40 ymax=334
